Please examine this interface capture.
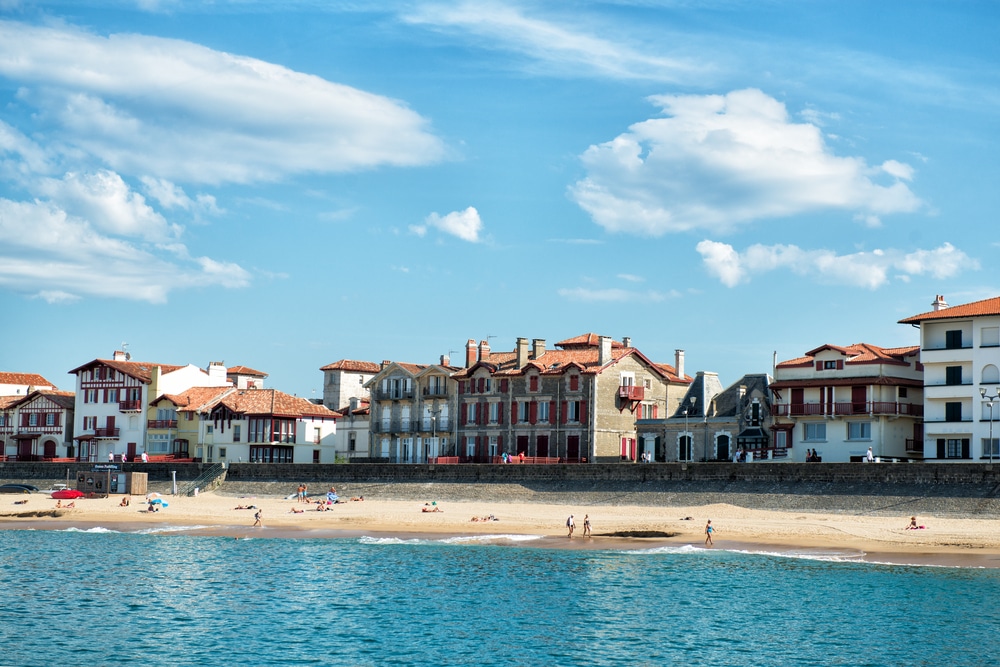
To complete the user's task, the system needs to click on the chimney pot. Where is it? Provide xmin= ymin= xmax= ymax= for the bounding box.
xmin=531 ymin=338 xmax=546 ymax=359
xmin=466 ymin=339 xmax=477 ymax=368
xmin=516 ymin=337 xmax=529 ymax=369
xmin=675 ymin=349 xmax=685 ymax=380
xmin=598 ymin=336 xmax=613 ymax=366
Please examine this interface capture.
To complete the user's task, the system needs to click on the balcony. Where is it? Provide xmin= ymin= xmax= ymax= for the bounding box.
xmin=119 ymin=400 xmax=142 ymax=412
xmin=94 ymin=427 xmax=120 ymax=438
xmin=374 ymin=389 xmax=415 ymax=401
xmin=148 ymin=419 xmax=178 ymax=429
xmin=618 ymin=386 xmax=645 ymax=401
xmin=423 ymin=386 xmax=448 ymax=397
xmin=773 ymin=402 xmax=923 ymax=418
xmin=905 ymin=439 xmax=923 ymax=453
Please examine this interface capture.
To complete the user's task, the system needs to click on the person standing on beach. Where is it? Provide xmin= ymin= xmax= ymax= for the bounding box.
xmin=253 ymin=509 xmax=263 ymax=527
xmin=566 ymin=514 xmax=575 ymax=538
xmin=583 ymin=515 xmax=592 ymax=537
xmin=705 ymin=520 xmax=714 ymax=546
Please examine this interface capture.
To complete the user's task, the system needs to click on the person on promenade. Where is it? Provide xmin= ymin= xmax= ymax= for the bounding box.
xmin=866 ymin=447 xmax=874 ymax=463
xmin=141 ymin=451 xmax=148 ymax=463
xmin=253 ymin=509 xmax=263 ymax=527
xmin=583 ymin=515 xmax=592 ymax=537
xmin=566 ymin=514 xmax=575 ymax=538
xmin=705 ymin=520 xmax=714 ymax=546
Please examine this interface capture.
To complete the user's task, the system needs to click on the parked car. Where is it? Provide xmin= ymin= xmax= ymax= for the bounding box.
xmin=0 ymin=483 xmax=39 ymax=494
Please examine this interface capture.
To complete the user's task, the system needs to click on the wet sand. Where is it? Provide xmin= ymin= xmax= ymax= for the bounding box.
xmin=3 ymin=490 xmax=1000 ymax=567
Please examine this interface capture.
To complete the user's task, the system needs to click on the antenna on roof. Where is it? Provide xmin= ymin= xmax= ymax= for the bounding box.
xmin=122 ymin=341 xmax=131 ymax=361
xmin=486 ymin=335 xmax=497 ymax=343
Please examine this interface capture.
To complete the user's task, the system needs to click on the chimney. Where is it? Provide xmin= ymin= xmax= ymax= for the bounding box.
xmin=598 ymin=336 xmax=612 ymax=366
xmin=465 ymin=339 xmax=477 ymax=368
xmin=478 ymin=339 xmax=491 ymax=362
xmin=932 ymin=294 xmax=948 ymax=311
xmin=531 ymin=338 xmax=546 ymax=359
xmin=675 ymin=349 xmax=685 ymax=380
xmin=349 ymin=397 xmax=359 ymax=412
xmin=440 ymin=354 xmax=450 ymax=367
xmin=113 ymin=349 xmax=127 ymax=361
xmin=207 ymin=361 xmax=226 ymax=382
xmin=516 ymin=337 xmax=529 ymax=369
xmin=622 ymin=336 xmax=632 ymax=348
xmin=381 ymin=360 xmax=391 ymax=370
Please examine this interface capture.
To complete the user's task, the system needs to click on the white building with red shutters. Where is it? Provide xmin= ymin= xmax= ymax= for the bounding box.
xmin=69 ymin=350 xmax=231 ymax=462
xmin=1 ymin=390 xmax=75 ymax=461
xmin=770 ymin=343 xmax=923 ymax=462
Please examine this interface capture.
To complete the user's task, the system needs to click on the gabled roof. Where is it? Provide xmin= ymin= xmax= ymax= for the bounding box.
xmin=555 ymin=333 xmax=625 ymax=349
xmin=0 ymin=395 xmax=21 ymax=410
xmin=8 ymin=389 xmax=76 ymax=411
xmin=154 ymin=386 xmax=236 ymax=413
xmin=899 ymin=295 xmax=1000 ymax=324
xmin=0 ymin=372 xmax=56 ymax=388
xmin=211 ymin=388 xmax=338 ymax=419
xmin=69 ymin=358 xmax=185 ymax=383
xmin=320 ymin=359 xmax=382 ymax=373
xmin=777 ymin=343 xmax=918 ymax=368
xmin=708 ymin=374 xmax=772 ymax=419
xmin=227 ymin=365 xmax=268 ymax=377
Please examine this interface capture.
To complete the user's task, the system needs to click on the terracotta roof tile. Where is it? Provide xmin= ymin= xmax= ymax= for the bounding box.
xmin=320 ymin=359 xmax=382 ymax=373
xmin=215 ymin=388 xmax=338 ymax=418
xmin=555 ymin=333 xmax=625 ymax=349
xmin=0 ymin=372 xmax=56 ymax=388
xmin=159 ymin=386 xmax=236 ymax=413
xmin=899 ymin=296 xmax=1000 ymax=323
xmin=226 ymin=365 xmax=268 ymax=377
xmin=69 ymin=359 xmax=185 ymax=383
xmin=777 ymin=343 xmax=919 ymax=368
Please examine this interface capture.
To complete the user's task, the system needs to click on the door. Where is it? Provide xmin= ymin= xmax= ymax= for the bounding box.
xmin=43 ymin=440 xmax=57 ymax=458
xmin=126 ymin=442 xmax=137 ymax=459
xmin=536 ymin=435 xmax=549 ymax=458
xmin=567 ymin=435 xmax=580 ymax=461
xmin=716 ymin=435 xmax=730 ymax=462
xmin=851 ymin=386 xmax=867 ymax=414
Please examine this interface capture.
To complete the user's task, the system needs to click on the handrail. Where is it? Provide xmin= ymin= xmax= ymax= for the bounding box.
xmin=177 ymin=462 xmax=228 ymax=496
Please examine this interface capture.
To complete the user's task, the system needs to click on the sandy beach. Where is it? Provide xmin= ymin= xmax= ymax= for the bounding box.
xmin=3 ymin=487 xmax=1000 ymax=568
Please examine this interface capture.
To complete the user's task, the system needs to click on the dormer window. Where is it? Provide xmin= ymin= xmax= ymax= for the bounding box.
xmin=824 ymin=361 xmax=837 ymax=369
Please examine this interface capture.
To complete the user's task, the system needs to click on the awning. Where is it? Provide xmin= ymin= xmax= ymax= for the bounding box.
xmin=74 ymin=434 xmax=95 ymax=440
xmin=14 ymin=432 xmax=41 ymax=439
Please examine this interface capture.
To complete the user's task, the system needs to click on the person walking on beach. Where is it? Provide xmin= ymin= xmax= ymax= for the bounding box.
xmin=253 ymin=509 xmax=263 ymax=527
xmin=705 ymin=520 xmax=714 ymax=546
xmin=583 ymin=514 xmax=592 ymax=537
xmin=566 ymin=514 xmax=575 ymax=538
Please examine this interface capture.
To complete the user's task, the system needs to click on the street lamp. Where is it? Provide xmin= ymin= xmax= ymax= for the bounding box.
xmin=980 ymin=387 xmax=1000 ymax=463
xmin=683 ymin=395 xmax=696 ymax=462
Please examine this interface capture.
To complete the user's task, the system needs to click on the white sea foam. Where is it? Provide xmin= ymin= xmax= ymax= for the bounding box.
xmin=59 ymin=526 xmax=120 ymax=534
xmin=439 ymin=534 xmax=544 ymax=544
xmin=135 ymin=524 xmax=215 ymax=535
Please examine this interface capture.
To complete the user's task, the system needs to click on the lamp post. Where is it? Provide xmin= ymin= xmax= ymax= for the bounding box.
xmin=980 ymin=387 xmax=1000 ymax=463
xmin=683 ymin=395 xmax=696 ymax=462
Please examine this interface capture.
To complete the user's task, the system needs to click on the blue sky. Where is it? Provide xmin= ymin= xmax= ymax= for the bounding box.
xmin=1 ymin=1 xmax=997 ymax=398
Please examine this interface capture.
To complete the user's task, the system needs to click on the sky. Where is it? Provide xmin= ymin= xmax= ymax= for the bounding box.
xmin=1 ymin=0 xmax=998 ymax=399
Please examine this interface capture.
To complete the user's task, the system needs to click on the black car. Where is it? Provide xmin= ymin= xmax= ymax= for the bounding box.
xmin=0 ymin=483 xmax=39 ymax=494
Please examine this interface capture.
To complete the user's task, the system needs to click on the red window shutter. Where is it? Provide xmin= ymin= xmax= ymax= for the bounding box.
xmin=561 ymin=401 xmax=567 ymax=424
xmin=498 ymin=405 xmax=504 ymax=424
xmin=815 ymin=361 xmax=823 ymax=371
xmin=530 ymin=376 xmax=538 ymax=392
xmin=500 ymin=379 xmax=508 ymax=393
xmin=497 ymin=435 xmax=503 ymax=449
xmin=837 ymin=360 xmax=844 ymax=370
xmin=580 ymin=401 xmax=587 ymax=424
xmin=653 ymin=405 xmax=659 ymax=419
xmin=480 ymin=401 xmax=487 ymax=425
xmin=549 ymin=401 xmax=555 ymax=422
xmin=458 ymin=381 xmax=465 ymax=395
xmin=529 ymin=401 xmax=538 ymax=424
xmin=511 ymin=402 xmax=518 ymax=424
xmin=478 ymin=378 xmax=484 ymax=393
xmin=570 ymin=375 xmax=579 ymax=391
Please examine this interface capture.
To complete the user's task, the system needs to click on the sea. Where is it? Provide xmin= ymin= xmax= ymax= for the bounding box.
xmin=2 ymin=527 xmax=998 ymax=667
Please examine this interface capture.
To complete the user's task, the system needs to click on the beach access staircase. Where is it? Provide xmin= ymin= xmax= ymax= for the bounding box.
xmin=178 ymin=462 xmax=228 ymax=497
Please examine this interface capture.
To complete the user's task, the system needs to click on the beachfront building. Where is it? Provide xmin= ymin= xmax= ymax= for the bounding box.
xmin=0 ymin=389 xmax=75 ymax=461
xmin=0 ymin=371 xmax=56 ymax=396
xmin=226 ymin=365 xmax=267 ymax=390
xmin=148 ymin=386 xmax=237 ymax=461
xmin=319 ymin=359 xmax=380 ymax=411
xmin=636 ymin=372 xmax=774 ymax=462
xmin=452 ymin=335 xmax=691 ymax=463
xmin=329 ymin=397 xmax=371 ymax=462
xmin=770 ymin=343 xmax=923 ymax=462
xmin=69 ymin=350 xmax=231 ymax=462
xmin=899 ymin=294 xmax=1000 ymax=461
xmin=204 ymin=388 xmax=339 ymax=463
xmin=367 ymin=358 xmax=459 ymax=463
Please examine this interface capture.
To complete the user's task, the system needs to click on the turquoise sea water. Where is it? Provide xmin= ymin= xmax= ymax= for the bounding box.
xmin=2 ymin=528 xmax=998 ymax=667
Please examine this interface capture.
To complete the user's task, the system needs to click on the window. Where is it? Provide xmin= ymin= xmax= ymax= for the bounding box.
xmin=518 ymin=402 xmax=530 ymax=422
xmin=620 ymin=372 xmax=635 ymax=387
xmin=107 ymin=388 xmax=119 ymax=403
xmin=568 ymin=401 xmax=581 ymax=422
xmin=945 ymin=402 xmax=963 ymax=422
xmin=643 ymin=378 xmax=652 ymax=390
xmin=219 ymin=447 xmax=227 ymax=458
xmin=898 ymin=387 xmax=908 ymax=398
xmin=824 ymin=360 xmax=837 ymax=369
xmin=641 ymin=403 xmax=656 ymax=419
xmin=983 ymin=327 xmax=1000 ymax=348
xmin=28 ymin=413 xmax=38 ymax=426
xmin=945 ymin=330 xmax=963 ymax=349
xmin=233 ymin=425 xmax=241 ymax=442
xmin=148 ymin=433 xmax=170 ymax=454
xmin=46 ymin=413 xmax=56 ymax=426
xmin=314 ymin=427 xmax=322 ymax=444
xmin=804 ymin=423 xmax=826 ymax=441
xmin=488 ymin=436 xmax=498 ymax=458
xmin=466 ymin=437 xmax=476 ymax=457
xmin=945 ymin=366 xmax=963 ymax=386
xmin=569 ymin=375 xmax=579 ymax=391
xmin=946 ymin=438 xmax=964 ymax=458
xmin=206 ymin=424 xmax=214 ymax=434
xmin=983 ymin=365 xmax=1000 ymax=384
xmin=466 ymin=402 xmax=477 ymax=424
xmin=83 ymin=416 xmax=97 ymax=430
xmin=489 ymin=402 xmax=499 ymax=423
xmin=529 ymin=375 xmax=539 ymax=392
xmin=349 ymin=432 xmax=357 ymax=451
xmin=538 ymin=402 xmax=550 ymax=422
xmin=774 ymin=430 xmax=788 ymax=449
xmin=983 ymin=438 xmax=1000 ymax=458
xmin=847 ymin=422 xmax=871 ymax=440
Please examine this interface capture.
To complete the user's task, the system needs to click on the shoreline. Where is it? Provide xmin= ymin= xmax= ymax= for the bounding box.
xmin=3 ymin=490 xmax=1000 ymax=568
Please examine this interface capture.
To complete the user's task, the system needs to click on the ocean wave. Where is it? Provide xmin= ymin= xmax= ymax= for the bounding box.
xmin=359 ymin=534 xmax=545 ymax=546
xmin=59 ymin=526 xmax=121 ymax=534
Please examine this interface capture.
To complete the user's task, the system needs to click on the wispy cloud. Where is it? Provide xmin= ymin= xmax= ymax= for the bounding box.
xmin=696 ymin=240 xmax=975 ymax=288
xmin=403 ymin=2 xmax=702 ymax=82
xmin=557 ymin=287 xmax=675 ymax=302
xmin=570 ymin=89 xmax=922 ymax=235
xmin=411 ymin=206 xmax=484 ymax=243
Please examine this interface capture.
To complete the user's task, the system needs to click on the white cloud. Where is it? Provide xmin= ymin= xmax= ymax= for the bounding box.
xmin=417 ymin=206 xmax=484 ymax=243
xmin=140 ymin=176 xmax=221 ymax=217
xmin=617 ymin=273 xmax=644 ymax=283
xmin=570 ymin=89 xmax=923 ymax=235
xmin=0 ymin=197 xmax=250 ymax=303
xmin=404 ymin=2 xmax=700 ymax=83
xmin=0 ymin=20 xmax=445 ymax=185
xmin=697 ymin=240 xmax=975 ymax=288
xmin=557 ymin=287 xmax=671 ymax=302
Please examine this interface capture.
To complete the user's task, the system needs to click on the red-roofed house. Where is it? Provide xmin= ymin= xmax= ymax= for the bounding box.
xmin=0 ymin=390 xmax=75 ymax=461
xmin=69 ymin=350 xmax=231 ymax=462
xmin=226 ymin=365 xmax=268 ymax=390
xmin=205 ymin=388 xmax=339 ymax=463
xmin=320 ymin=359 xmax=381 ymax=411
xmin=0 ymin=371 xmax=56 ymax=396
xmin=899 ymin=294 xmax=1000 ymax=460
xmin=770 ymin=342 xmax=923 ymax=462
xmin=452 ymin=335 xmax=691 ymax=463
